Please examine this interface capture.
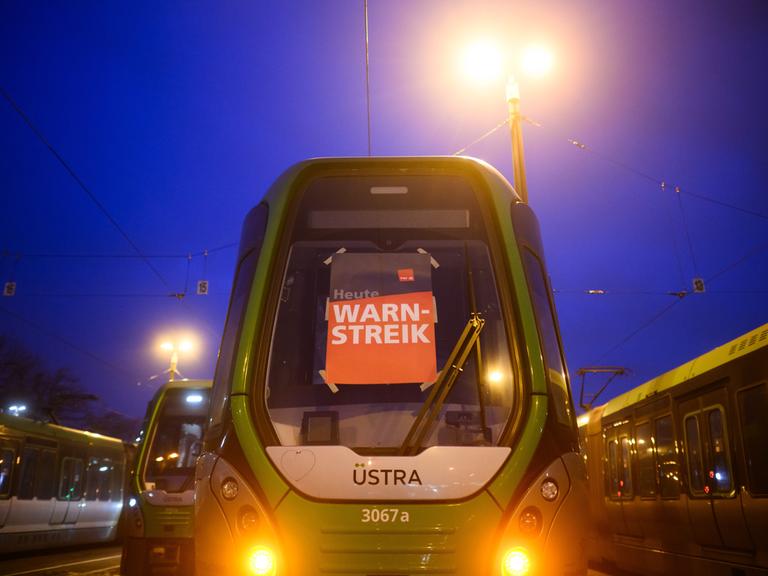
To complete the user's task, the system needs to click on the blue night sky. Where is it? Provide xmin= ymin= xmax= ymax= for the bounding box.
xmin=1 ymin=1 xmax=766 ymax=419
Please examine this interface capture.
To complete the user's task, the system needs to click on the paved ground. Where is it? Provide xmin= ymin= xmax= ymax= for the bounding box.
xmin=0 ymin=545 xmax=121 ymax=576
xmin=0 ymin=545 xmax=618 ymax=576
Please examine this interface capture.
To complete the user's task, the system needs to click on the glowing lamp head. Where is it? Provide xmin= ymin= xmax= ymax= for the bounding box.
xmin=460 ymin=39 xmax=505 ymax=86
xmin=502 ymin=547 xmax=531 ymax=575
xmin=520 ymin=44 xmax=554 ymax=78
xmin=248 ymin=546 xmax=276 ymax=575
xmin=160 ymin=341 xmax=175 ymax=352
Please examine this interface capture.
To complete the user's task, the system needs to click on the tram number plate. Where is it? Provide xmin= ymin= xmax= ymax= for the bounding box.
xmin=361 ymin=507 xmax=410 ymax=523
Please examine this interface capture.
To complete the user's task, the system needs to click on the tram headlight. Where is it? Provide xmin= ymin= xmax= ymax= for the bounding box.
xmin=502 ymin=547 xmax=531 ymax=575
xmin=540 ymin=478 xmax=558 ymax=501
xmin=221 ymin=477 xmax=239 ymax=500
xmin=247 ymin=546 xmax=276 ymax=575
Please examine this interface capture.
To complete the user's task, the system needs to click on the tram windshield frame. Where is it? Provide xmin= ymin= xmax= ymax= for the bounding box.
xmin=142 ymin=388 xmax=209 ymax=492
xmin=258 ymin=171 xmax=525 ymax=455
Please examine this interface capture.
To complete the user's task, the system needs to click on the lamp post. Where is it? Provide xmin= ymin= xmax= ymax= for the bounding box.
xmin=506 ymin=76 xmax=528 ymax=204
xmin=460 ymin=41 xmax=554 ymax=204
xmin=160 ymin=339 xmax=194 ymax=381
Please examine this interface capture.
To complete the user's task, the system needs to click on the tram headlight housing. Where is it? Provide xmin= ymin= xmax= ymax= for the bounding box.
xmin=502 ymin=547 xmax=531 ymax=575
xmin=247 ymin=546 xmax=276 ymax=575
xmin=540 ymin=478 xmax=558 ymax=501
xmin=221 ymin=477 xmax=239 ymax=500
xmin=518 ymin=506 xmax=542 ymax=536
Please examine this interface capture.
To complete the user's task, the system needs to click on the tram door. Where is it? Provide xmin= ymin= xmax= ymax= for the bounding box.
xmin=50 ymin=456 xmax=84 ymax=524
xmin=0 ymin=440 xmax=17 ymax=527
xmin=603 ymin=420 xmax=641 ymax=536
xmin=680 ymin=386 xmax=753 ymax=551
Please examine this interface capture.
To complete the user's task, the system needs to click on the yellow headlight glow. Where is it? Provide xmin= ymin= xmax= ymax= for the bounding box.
xmin=502 ymin=547 xmax=531 ymax=575
xmin=248 ymin=546 xmax=276 ymax=575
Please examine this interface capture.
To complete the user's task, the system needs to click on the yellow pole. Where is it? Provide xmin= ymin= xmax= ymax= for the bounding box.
xmin=507 ymin=77 xmax=528 ymax=204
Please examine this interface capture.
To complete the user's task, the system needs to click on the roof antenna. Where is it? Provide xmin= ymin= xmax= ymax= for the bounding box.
xmin=364 ymin=0 xmax=372 ymax=156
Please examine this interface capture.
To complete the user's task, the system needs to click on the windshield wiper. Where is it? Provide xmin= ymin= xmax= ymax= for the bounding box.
xmin=398 ymin=313 xmax=485 ymax=456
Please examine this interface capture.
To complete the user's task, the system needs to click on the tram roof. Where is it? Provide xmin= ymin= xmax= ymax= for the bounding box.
xmin=261 ymin=155 xmax=520 ymax=205
xmin=597 ymin=322 xmax=768 ymax=420
xmin=156 ymin=378 xmax=213 ymax=391
xmin=0 ymin=412 xmax=125 ymax=448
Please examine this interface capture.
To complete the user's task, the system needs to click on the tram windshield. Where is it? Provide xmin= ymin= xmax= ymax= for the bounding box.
xmin=264 ymin=174 xmax=519 ymax=453
xmin=144 ymin=388 xmax=209 ymax=492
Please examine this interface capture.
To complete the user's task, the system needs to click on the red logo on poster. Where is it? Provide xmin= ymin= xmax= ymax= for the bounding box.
xmin=397 ymin=268 xmax=415 ymax=282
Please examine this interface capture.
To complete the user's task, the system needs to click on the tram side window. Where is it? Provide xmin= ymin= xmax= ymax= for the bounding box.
xmin=655 ymin=415 xmax=680 ymax=498
xmin=85 ymin=458 xmax=100 ymax=500
xmin=111 ymin=462 xmax=124 ymax=502
xmin=619 ymin=436 xmax=634 ymax=498
xmin=685 ymin=415 xmax=705 ymax=493
xmin=635 ymin=422 xmax=656 ymax=497
xmin=521 ymin=250 xmax=573 ymax=427
xmin=707 ymin=408 xmax=732 ymax=494
xmin=97 ymin=461 xmax=112 ymax=501
xmin=0 ymin=448 xmax=14 ymax=498
xmin=739 ymin=383 xmax=768 ymax=495
xmin=605 ymin=436 xmax=633 ymax=499
xmin=36 ymin=450 xmax=56 ymax=500
xmin=59 ymin=457 xmax=84 ymax=501
xmin=18 ymin=447 xmax=39 ymax=500
xmin=606 ymin=439 xmax=619 ymax=497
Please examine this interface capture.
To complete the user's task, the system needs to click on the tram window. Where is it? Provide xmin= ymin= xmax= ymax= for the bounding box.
xmin=36 ymin=450 xmax=56 ymax=500
xmin=111 ymin=462 xmax=124 ymax=502
xmin=0 ymin=449 xmax=13 ymax=498
xmin=86 ymin=458 xmax=99 ymax=500
xmin=685 ymin=415 xmax=705 ymax=493
xmin=655 ymin=415 xmax=680 ymax=498
xmin=738 ymin=383 xmax=768 ymax=495
xmin=59 ymin=457 xmax=84 ymax=501
xmin=18 ymin=447 xmax=39 ymax=500
xmin=97 ymin=460 xmax=112 ymax=501
xmin=619 ymin=436 xmax=633 ymax=498
xmin=706 ymin=408 xmax=732 ymax=494
xmin=635 ymin=422 xmax=656 ymax=497
xmin=209 ymin=246 xmax=261 ymax=433
xmin=521 ymin=249 xmax=572 ymax=427
xmin=606 ymin=439 xmax=619 ymax=498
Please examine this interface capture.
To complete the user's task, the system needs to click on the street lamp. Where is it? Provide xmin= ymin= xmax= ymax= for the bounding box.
xmin=460 ymin=41 xmax=555 ymax=204
xmin=159 ymin=338 xmax=195 ymax=381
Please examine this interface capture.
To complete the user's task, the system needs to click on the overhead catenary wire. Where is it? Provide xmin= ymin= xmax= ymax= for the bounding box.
xmin=363 ymin=0 xmax=372 ymax=156
xmin=452 ymin=113 xmax=768 ymax=222
xmin=0 ymin=86 xmax=172 ymax=290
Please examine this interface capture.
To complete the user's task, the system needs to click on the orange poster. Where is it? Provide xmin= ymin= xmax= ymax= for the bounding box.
xmin=325 ymin=253 xmax=437 ymax=385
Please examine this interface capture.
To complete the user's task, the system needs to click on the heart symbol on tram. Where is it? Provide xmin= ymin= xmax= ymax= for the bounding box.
xmin=280 ymin=449 xmax=316 ymax=481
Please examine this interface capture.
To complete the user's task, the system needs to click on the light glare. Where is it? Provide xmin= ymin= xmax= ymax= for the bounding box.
xmin=460 ymin=40 xmax=504 ymax=86
xmin=520 ymin=44 xmax=554 ymax=78
xmin=503 ymin=547 xmax=531 ymax=575
xmin=185 ymin=393 xmax=204 ymax=404
xmin=248 ymin=547 xmax=276 ymax=575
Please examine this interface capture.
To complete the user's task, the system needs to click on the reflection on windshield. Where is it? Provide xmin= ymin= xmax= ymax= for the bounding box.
xmin=145 ymin=389 xmax=209 ymax=492
xmin=265 ymin=240 xmax=516 ymax=452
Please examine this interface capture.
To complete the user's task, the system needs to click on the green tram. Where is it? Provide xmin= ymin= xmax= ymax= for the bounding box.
xmin=195 ymin=157 xmax=587 ymax=576
xmin=122 ymin=379 xmax=211 ymax=575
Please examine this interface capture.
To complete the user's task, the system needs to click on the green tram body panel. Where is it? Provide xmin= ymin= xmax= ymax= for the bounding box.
xmin=196 ymin=157 xmax=587 ymax=576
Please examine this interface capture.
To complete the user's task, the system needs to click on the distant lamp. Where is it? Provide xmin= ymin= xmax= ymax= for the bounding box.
xmin=157 ymin=335 xmax=198 ymax=381
xmin=8 ymin=404 xmax=27 ymax=416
